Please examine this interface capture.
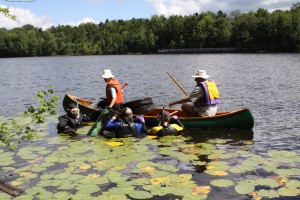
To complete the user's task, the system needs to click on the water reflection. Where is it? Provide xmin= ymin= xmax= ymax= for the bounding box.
xmin=183 ymin=129 xmax=254 ymax=143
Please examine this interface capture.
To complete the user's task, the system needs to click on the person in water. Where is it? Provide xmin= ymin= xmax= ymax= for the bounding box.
xmin=147 ymin=111 xmax=184 ymax=136
xmin=104 ymin=107 xmax=147 ymax=138
xmin=169 ymin=70 xmax=220 ymax=117
xmin=57 ymin=103 xmax=91 ymax=134
xmin=98 ymin=69 xmax=123 ymax=111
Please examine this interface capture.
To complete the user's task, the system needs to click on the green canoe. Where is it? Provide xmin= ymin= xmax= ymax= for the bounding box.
xmin=143 ymin=107 xmax=254 ymax=130
xmin=63 ymin=94 xmax=254 ymax=130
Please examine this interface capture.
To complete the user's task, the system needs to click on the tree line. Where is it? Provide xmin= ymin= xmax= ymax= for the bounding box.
xmin=0 ymin=3 xmax=299 ymax=57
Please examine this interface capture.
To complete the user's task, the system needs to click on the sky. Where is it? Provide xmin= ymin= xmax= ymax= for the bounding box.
xmin=0 ymin=0 xmax=297 ymax=30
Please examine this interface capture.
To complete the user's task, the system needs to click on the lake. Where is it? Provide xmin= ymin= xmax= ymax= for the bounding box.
xmin=0 ymin=54 xmax=299 ymax=199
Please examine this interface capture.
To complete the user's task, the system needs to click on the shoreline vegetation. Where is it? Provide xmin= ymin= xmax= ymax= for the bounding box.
xmin=0 ymin=3 xmax=299 ymax=58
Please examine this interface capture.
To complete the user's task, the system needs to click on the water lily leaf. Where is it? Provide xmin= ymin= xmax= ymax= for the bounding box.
xmin=257 ymin=189 xmax=279 ymax=198
xmin=109 ymin=186 xmax=135 ymax=195
xmin=0 ymin=193 xmax=11 ymax=200
xmin=25 ymin=186 xmax=45 ymax=195
xmin=272 ymin=168 xmax=297 ymax=177
xmin=255 ymin=178 xmax=281 ymax=188
xmin=131 ymin=178 xmax=150 ymax=186
xmin=286 ymin=180 xmax=300 ymax=188
xmin=235 ymin=182 xmax=255 ymax=194
xmin=67 ymin=174 xmax=85 ymax=181
xmin=128 ymin=190 xmax=153 ymax=199
xmin=79 ymin=164 xmax=91 ymax=170
xmin=99 ymin=192 xmax=128 ymax=200
xmin=53 ymin=191 xmax=72 ymax=199
xmin=241 ymin=159 xmax=258 ymax=167
xmin=277 ymin=187 xmax=300 ymax=196
xmin=205 ymin=170 xmax=228 ymax=176
xmin=36 ymin=191 xmax=54 ymax=199
xmin=150 ymin=170 xmax=170 ymax=178
xmin=210 ymin=179 xmax=234 ymax=187
xmin=150 ymin=177 xmax=168 ymax=185
xmin=54 ymin=172 xmax=71 ymax=180
xmin=192 ymin=185 xmax=211 ymax=196
xmin=105 ymin=141 xmax=123 ymax=146
xmin=14 ymin=194 xmax=34 ymax=200
xmin=75 ymin=184 xmax=100 ymax=194
xmin=10 ymin=181 xmax=22 ymax=186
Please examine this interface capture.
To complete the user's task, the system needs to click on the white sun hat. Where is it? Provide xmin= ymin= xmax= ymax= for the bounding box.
xmin=191 ymin=70 xmax=210 ymax=79
xmin=101 ymin=69 xmax=115 ymax=79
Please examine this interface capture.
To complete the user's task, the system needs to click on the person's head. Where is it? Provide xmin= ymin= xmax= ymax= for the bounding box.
xmin=121 ymin=107 xmax=133 ymax=122
xmin=157 ymin=111 xmax=171 ymax=124
xmin=101 ymin=69 xmax=114 ymax=82
xmin=192 ymin=70 xmax=210 ymax=82
xmin=67 ymin=103 xmax=80 ymax=119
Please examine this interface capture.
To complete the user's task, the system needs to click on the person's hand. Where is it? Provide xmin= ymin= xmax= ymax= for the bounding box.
xmin=136 ymin=115 xmax=145 ymax=123
xmin=65 ymin=126 xmax=75 ymax=133
xmin=171 ymin=115 xmax=178 ymax=120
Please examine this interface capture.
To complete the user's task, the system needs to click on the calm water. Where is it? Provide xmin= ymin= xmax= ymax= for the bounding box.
xmin=0 ymin=54 xmax=299 ymax=199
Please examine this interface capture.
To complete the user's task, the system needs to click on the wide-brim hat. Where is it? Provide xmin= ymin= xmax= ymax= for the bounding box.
xmin=191 ymin=70 xmax=210 ymax=79
xmin=101 ymin=69 xmax=115 ymax=79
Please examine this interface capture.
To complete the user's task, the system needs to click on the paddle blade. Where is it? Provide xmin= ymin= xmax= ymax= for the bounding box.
xmin=87 ymin=107 xmax=114 ymax=136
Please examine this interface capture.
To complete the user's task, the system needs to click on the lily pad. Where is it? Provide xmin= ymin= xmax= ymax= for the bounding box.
xmin=128 ymin=190 xmax=153 ymax=199
xmin=210 ymin=179 xmax=234 ymax=187
xmin=235 ymin=182 xmax=255 ymax=194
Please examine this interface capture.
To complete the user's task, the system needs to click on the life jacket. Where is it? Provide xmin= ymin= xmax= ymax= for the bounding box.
xmin=116 ymin=122 xmax=138 ymax=138
xmin=194 ymin=80 xmax=220 ymax=107
xmin=147 ymin=124 xmax=183 ymax=136
xmin=106 ymin=79 xmax=123 ymax=104
xmin=58 ymin=114 xmax=83 ymax=130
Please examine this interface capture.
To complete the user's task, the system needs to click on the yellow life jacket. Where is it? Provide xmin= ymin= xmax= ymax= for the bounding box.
xmin=205 ymin=81 xmax=219 ymax=100
xmin=147 ymin=124 xmax=183 ymax=135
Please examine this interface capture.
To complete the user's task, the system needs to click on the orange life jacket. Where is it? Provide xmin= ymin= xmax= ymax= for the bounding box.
xmin=106 ymin=79 xmax=123 ymax=104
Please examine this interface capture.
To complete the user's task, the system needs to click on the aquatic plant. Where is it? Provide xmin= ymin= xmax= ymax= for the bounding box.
xmin=0 ymin=84 xmax=58 ymax=149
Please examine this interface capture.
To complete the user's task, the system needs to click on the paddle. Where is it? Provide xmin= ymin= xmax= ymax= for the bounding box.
xmin=121 ymin=82 xmax=128 ymax=90
xmin=167 ymin=72 xmax=189 ymax=97
xmin=87 ymin=106 xmax=117 ymax=136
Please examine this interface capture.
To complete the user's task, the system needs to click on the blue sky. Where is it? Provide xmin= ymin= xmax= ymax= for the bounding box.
xmin=1 ymin=0 xmax=297 ymax=30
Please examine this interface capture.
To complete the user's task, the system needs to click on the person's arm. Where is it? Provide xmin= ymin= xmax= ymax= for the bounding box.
xmin=108 ymin=87 xmax=117 ymax=108
xmin=57 ymin=116 xmax=74 ymax=133
xmin=170 ymin=116 xmax=185 ymax=130
xmin=169 ymin=97 xmax=190 ymax=107
xmin=135 ymin=115 xmax=147 ymax=133
xmin=104 ymin=116 xmax=121 ymax=131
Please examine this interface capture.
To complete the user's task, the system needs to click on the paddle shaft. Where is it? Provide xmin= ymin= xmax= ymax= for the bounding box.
xmin=121 ymin=82 xmax=128 ymax=89
xmin=167 ymin=72 xmax=189 ymax=97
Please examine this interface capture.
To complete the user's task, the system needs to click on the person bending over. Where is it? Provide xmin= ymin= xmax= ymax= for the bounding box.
xmin=105 ymin=107 xmax=147 ymax=138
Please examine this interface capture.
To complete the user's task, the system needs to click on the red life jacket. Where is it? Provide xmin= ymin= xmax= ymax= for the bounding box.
xmin=106 ymin=79 xmax=123 ymax=104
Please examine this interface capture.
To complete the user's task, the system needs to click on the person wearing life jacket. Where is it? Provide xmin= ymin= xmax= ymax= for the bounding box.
xmin=147 ymin=111 xmax=184 ymax=136
xmin=98 ymin=69 xmax=123 ymax=111
xmin=169 ymin=70 xmax=220 ymax=117
xmin=104 ymin=107 xmax=147 ymax=138
xmin=57 ymin=103 xmax=91 ymax=134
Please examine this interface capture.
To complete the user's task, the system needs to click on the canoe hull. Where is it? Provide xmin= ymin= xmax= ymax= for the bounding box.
xmin=62 ymin=94 xmax=254 ymax=130
xmin=143 ymin=107 xmax=254 ymax=130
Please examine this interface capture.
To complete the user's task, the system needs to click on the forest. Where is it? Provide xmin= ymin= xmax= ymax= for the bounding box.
xmin=0 ymin=3 xmax=299 ymax=57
